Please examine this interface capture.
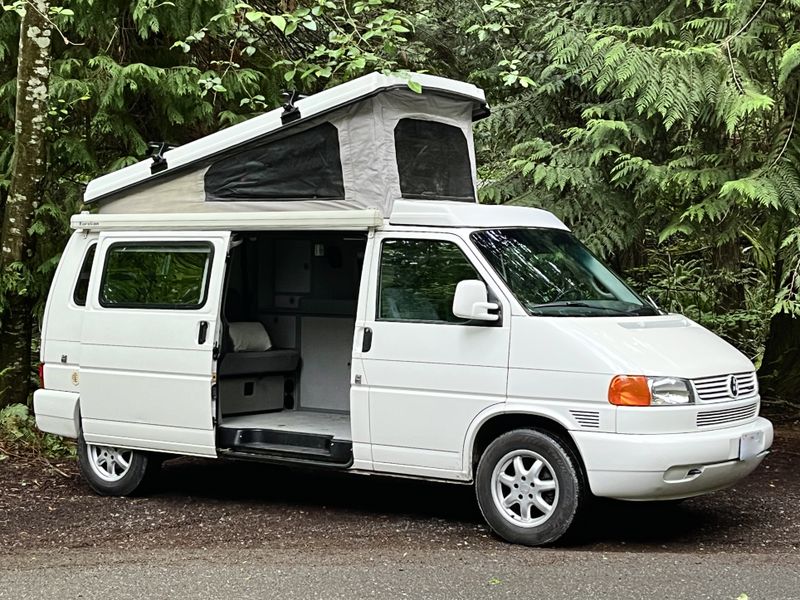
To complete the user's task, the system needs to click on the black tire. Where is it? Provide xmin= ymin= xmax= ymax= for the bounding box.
xmin=475 ymin=429 xmax=584 ymax=546
xmin=77 ymin=436 xmax=160 ymax=496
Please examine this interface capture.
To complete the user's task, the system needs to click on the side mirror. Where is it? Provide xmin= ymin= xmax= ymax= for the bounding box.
xmin=452 ymin=280 xmax=499 ymax=322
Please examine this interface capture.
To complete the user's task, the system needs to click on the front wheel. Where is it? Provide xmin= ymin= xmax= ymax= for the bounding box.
xmin=475 ymin=429 xmax=584 ymax=546
xmin=77 ymin=436 xmax=159 ymax=496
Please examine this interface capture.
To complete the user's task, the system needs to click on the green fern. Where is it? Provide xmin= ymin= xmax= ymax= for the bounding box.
xmin=778 ymin=41 xmax=800 ymax=87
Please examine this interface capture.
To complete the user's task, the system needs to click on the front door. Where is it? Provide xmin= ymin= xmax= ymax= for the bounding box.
xmin=359 ymin=232 xmax=511 ymax=477
xmin=79 ymin=231 xmax=230 ymax=457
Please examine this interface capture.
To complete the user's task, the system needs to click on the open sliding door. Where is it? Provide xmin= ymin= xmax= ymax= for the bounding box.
xmin=79 ymin=230 xmax=230 ymax=457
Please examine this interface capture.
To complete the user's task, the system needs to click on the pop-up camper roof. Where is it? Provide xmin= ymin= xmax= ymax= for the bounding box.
xmin=85 ymin=73 xmax=489 ymax=217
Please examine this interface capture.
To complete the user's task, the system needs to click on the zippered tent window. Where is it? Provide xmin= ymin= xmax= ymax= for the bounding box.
xmin=394 ymin=118 xmax=474 ymax=202
xmin=204 ymin=123 xmax=345 ymax=202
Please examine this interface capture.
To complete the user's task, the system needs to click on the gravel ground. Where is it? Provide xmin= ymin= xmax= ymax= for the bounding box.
xmin=1 ymin=424 xmax=798 ymax=598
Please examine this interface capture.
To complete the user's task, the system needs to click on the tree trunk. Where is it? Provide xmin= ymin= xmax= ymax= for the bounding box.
xmin=759 ymin=237 xmax=800 ymax=407
xmin=0 ymin=1 xmax=52 ymax=408
xmin=713 ymin=239 xmax=746 ymax=310
xmin=759 ymin=311 xmax=800 ymax=404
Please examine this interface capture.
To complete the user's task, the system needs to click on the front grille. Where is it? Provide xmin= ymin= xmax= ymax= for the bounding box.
xmin=696 ymin=402 xmax=758 ymax=427
xmin=570 ymin=410 xmax=600 ymax=429
xmin=692 ymin=372 xmax=758 ymax=403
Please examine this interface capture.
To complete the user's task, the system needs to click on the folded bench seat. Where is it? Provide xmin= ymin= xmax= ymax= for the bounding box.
xmin=218 ymin=322 xmax=299 ymax=377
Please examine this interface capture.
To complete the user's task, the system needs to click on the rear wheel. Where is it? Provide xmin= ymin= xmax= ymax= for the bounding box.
xmin=77 ymin=436 xmax=159 ymax=496
xmin=475 ymin=429 xmax=584 ymax=546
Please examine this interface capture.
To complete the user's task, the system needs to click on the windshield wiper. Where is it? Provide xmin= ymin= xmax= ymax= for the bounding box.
xmin=625 ymin=305 xmax=660 ymax=316
xmin=527 ymin=301 xmax=634 ymax=315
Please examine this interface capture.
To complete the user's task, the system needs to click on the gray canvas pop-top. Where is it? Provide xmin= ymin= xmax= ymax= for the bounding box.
xmin=84 ymin=73 xmax=489 ymax=216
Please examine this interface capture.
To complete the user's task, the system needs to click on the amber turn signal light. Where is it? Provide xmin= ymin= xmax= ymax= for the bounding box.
xmin=608 ymin=375 xmax=651 ymax=406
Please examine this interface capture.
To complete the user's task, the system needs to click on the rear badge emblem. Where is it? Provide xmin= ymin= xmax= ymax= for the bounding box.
xmin=728 ymin=375 xmax=739 ymax=398
xmin=71 ymin=371 xmax=79 ymax=386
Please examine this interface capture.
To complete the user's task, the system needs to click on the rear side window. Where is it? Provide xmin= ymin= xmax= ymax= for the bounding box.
xmin=394 ymin=119 xmax=475 ymax=201
xmin=73 ymin=244 xmax=97 ymax=306
xmin=100 ymin=243 xmax=213 ymax=309
xmin=378 ymin=239 xmax=479 ymax=323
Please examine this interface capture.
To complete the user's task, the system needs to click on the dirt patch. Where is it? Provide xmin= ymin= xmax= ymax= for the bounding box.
xmin=1 ymin=424 xmax=798 ymax=555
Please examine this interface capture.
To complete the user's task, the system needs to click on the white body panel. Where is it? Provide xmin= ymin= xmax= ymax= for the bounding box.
xmin=78 ymin=230 xmax=230 ymax=457
xmin=389 ymin=200 xmax=568 ymax=229
xmin=38 ymin=232 xmax=98 ymax=394
xmin=359 ymin=231 xmax=511 ymax=478
xmin=506 ymin=313 xmax=754 ymax=378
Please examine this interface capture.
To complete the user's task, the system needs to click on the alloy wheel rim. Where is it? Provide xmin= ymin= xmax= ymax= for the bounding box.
xmin=87 ymin=444 xmax=133 ymax=482
xmin=490 ymin=449 xmax=559 ymax=528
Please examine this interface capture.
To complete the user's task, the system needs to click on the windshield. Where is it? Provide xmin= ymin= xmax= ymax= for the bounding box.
xmin=471 ymin=228 xmax=658 ymax=317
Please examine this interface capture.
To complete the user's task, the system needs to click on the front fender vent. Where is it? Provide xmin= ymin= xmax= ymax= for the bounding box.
xmin=570 ymin=410 xmax=600 ymax=429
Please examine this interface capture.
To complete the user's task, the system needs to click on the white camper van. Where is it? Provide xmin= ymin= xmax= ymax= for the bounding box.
xmin=34 ymin=73 xmax=773 ymax=546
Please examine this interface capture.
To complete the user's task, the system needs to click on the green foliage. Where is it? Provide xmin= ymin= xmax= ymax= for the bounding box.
xmin=0 ymin=404 xmax=75 ymax=459
xmin=0 ymin=0 xmax=283 ymax=333
xmin=175 ymin=0 xmax=428 ymax=90
xmin=629 ymin=236 xmax=772 ymax=362
xmin=470 ymin=1 xmax=800 ymax=357
xmin=778 ymin=41 xmax=800 ymax=87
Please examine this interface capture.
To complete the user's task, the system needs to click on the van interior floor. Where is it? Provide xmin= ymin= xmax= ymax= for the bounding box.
xmin=221 ymin=410 xmax=351 ymax=441
xmin=217 ymin=410 xmax=353 ymax=466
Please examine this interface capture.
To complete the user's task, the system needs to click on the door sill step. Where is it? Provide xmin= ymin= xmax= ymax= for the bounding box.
xmin=217 ymin=426 xmax=352 ymax=466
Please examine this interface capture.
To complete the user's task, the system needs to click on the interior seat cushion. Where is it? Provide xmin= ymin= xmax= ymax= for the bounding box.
xmin=219 ymin=349 xmax=300 ymax=377
xmin=229 ymin=322 xmax=272 ymax=352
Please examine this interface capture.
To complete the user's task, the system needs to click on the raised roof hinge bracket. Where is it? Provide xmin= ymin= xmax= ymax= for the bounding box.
xmin=280 ymin=90 xmax=306 ymax=124
xmin=147 ymin=141 xmax=176 ymax=175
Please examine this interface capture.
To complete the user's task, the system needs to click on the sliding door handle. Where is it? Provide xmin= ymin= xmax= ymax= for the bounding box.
xmin=198 ymin=321 xmax=209 ymax=345
xmin=362 ymin=327 xmax=373 ymax=353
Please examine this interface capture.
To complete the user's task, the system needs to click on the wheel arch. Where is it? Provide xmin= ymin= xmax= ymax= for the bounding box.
xmin=463 ymin=407 xmax=587 ymax=483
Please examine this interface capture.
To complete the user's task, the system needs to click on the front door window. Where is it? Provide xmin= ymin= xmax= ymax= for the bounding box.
xmin=378 ymin=239 xmax=479 ymax=323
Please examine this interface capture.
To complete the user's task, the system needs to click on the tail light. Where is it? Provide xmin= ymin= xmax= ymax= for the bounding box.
xmin=38 ymin=363 xmax=45 ymax=389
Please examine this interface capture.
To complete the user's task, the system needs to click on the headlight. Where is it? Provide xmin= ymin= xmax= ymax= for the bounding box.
xmin=648 ymin=377 xmax=695 ymax=405
xmin=608 ymin=375 xmax=695 ymax=406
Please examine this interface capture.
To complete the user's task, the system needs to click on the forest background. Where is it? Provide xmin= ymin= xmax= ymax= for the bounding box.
xmin=0 ymin=0 xmax=798 ymax=423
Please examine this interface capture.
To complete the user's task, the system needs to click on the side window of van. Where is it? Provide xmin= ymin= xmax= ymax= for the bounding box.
xmin=73 ymin=244 xmax=97 ymax=306
xmin=100 ymin=243 xmax=213 ymax=309
xmin=378 ymin=239 xmax=479 ymax=323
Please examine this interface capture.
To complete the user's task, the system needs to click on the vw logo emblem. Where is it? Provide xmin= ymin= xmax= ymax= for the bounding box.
xmin=728 ymin=375 xmax=739 ymax=398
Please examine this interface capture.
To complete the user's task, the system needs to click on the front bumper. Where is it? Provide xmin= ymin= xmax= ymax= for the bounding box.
xmin=571 ymin=417 xmax=773 ymax=500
